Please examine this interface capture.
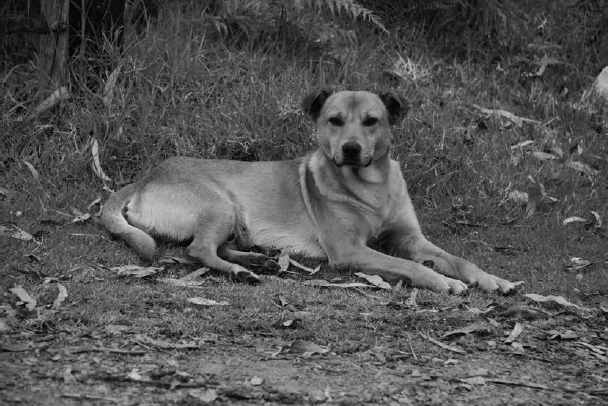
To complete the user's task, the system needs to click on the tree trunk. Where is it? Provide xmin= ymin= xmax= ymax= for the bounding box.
xmin=37 ymin=0 xmax=125 ymax=98
xmin=38 ymin=0 xmax=70 ymax=100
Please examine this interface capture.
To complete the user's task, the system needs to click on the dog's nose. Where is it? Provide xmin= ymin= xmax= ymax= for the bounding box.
xmin=342 ymin=142 xmax=361 ymax=159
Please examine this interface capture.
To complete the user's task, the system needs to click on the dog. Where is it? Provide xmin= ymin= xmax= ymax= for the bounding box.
xmin=101 ymin=90 xmax=516 ymax=294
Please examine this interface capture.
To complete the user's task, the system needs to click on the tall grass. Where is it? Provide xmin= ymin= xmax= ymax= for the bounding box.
xmin=0 ymin=0 xmax=605 ymax=232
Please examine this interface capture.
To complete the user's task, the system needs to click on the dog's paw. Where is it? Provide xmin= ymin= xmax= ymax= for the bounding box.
xmin=474 ymin=274 xmax=517 ymax=295
xmin=417 ymin=270 xmax=468 ymax=295
xmin=231 ymin=268 xmax=261 ymax=284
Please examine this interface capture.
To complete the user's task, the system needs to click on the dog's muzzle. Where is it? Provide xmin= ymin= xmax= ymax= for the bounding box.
xmin=335 ymin=142 xmax=371 ymax=167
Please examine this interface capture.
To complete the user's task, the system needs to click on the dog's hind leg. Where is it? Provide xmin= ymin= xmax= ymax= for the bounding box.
xmin=187 ymin=211 xmax=261 ymax=284
xmin=217 ymin=244 xmax=278 ymax=272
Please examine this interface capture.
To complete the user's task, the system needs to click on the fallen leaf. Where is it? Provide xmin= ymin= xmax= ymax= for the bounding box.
xmin=127 ymin=369 xmax=143 ymax=381
xmin=304 ymin=280 xmax=375 ymax=289
xmin=188 ymin=389 xmax=217 ymax=403
xmin=531 ymin=151 xmax=558 ymax=161
xmin=90 ymin=138 xmax=112 ymax=182
xmin=22 ymin=160 xmax=40 ymax=180
xmin=9 ymin=285 xmax=37 ymax=310
xmin=589 ymin=211 xmax=602 ymax=229
xmin=442 ymin=321 xmax=494 ymax=338
xmin=508 ymin=189 xmax=528 ymax=204
xmin=563 ymin=216 xmax=587 ymax=225
xmin=0 ymin=320 xmax=13 ymax=333
xmin=52 ymin=283 xmax=68 ymax=310
xmin=547 ymin=329 xmax=578 ymax=340
xmin=111 ymin=265 xmax=162 ymax=278
xmin=510 ymin=140 xmax=535 ymax=149
xmin=566 ymin=160 xmax=599 ymax=177
xmin=87 ymin=196 xmax=102 ymax=212
xmin=566 ymin=257 xmax=592 ymax=271
xmin=505 ymin=322 xmax=524 ymax=343
xmin=460 ymin=376 xmax=487 ymax=385
xmin=250 ymin=376 xmax=264 ymax=386
xmin=355 ymin=272 xmax=391 ymax=289
xmin=523 ymin=293 xmax=591 ymax=311
xmin=0 ymin=225 xmax=34 ymax=241
xmin=158 ymin=278 xmax=204 ymax=287
xmin=1 ymin=343 xmax=31 ymax=352
xmin=281 ymin=340 xmax=330 ymax=357
xmin=159 ymin=256 xmax=197 ymax=265
xmin=180 ymin=268 xmax=210 ymax=280
xmin=277 ymin=249 xmax=290 ymax=273
xmin=499 ymin=306 xmax=550 ymax=319
xmin=187 ymin=298 xmax=229 ymax=306
xmin=70 ymin=211 xmax=91 ymax=224
xmin=289 ymin=258 xmax=320 ymax=274
xmin=105 ymin=324 xmax=131 ymax=335
xmin=420 ymin=333 xmax=466 ymax=354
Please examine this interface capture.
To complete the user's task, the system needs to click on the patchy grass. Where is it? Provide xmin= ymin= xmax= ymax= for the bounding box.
xmin=1 ymin=1 xmax=607 ymax=404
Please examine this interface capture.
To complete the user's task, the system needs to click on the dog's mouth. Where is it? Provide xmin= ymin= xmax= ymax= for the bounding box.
xmin=334 ymin=155 xmax=372 ymax=168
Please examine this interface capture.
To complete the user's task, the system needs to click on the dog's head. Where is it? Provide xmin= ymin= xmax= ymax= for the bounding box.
xmin=302 ymin=90 xmax=408 ymax=167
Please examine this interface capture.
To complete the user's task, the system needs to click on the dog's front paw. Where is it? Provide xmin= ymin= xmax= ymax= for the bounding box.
xmin=230 ymin=267 xmax=261 ymax=284
xmin=473 ymin=273 xmax=517 ymax=294
xmin=456 ymin=260 xmax=516 ymax=294
xmin=416 ymin=268 xmax=468 ymax=295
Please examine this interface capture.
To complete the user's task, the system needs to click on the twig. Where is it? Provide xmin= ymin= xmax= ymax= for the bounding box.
xmin=420 ymin=332 xmax=466 ymax=354
xmin=62 ymin=393 xmax=119 ymax=403
xmin=66 ymin=346 xmax=146 ymax=355
xmin=486 ymin=378 xmax=548 ymax=390
xmin=408 ymin=342 xmax=418 ymax=360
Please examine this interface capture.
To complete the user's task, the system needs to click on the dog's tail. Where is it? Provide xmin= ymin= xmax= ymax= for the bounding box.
xmin=101 ymin=183 xmax=156 ymax=262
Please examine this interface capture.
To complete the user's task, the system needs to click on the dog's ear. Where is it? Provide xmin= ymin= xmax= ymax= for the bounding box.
xmin=302 ymin=89 xmax=333 ymax=121
xmin=378 ymin=92 xmax=409 ymax=125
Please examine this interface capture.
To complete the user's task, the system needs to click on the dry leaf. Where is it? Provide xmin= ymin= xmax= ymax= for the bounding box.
xmin=158 ymin=278 xmax=204 ymax=287
xmin=566 ymin=160 xmax=599 ymax=177
xmin=52 ymin=283 xmax=68 ymax=310
xmin=420 ymin=333 xmax=466 ymax=354
xmin=187 ymin=298 xmax=229 ymax=306
xmin=277 ymin=249 xmax=290 ymax=273
xmin=159 ymin=256 xmax=196 ymax=265
xmin=563 ymin=216 xmax=587 ymax=225
xmin=566 ymin=257 xmax=592 ymax=271
xmin=22 ymin=160 xmax=40 ymax=180
xmin=289 ymin=258 xmax=320 ymax=274
xmin=0 ymin=225 xmax=34 ymax=241
xmin=30 ymin=87 xmax=70 ymax=118
xmin=304 ymin=280 xmax=375 ymax=289
xmin=250 ymin=376 xmax=264 ymax=386
xmin=505 ymin=322 xmax=524 ymax=343
xmin=354 ymin=272 xmax=391 ymax=290
xmin=508 ymin=190 xmax=528 ymax=204
xmin=90 ymin=138 xmax=112 ymax=182
xmin=442 ymin=321 xmax=494 ymax=338
xmin=510 ymin=140 xmax=535 ymax=149
xmin=548 ymin=329 xmax=578 ymax=340
xmin=9 ymin=285 xmax=37 ymax=310
xmin=460 ymin=376 xmax=487 ymax=385
xmin=281 ymin=340 xmax=330 ymax=357
xmin=523 ymin=293 xmax=591 ymax=311
xmin=111 ymin=265 xmax=162 ymax=278
xmin=189 ymin=389 xmax=217 ymax=403
xmin=103 ymin=65 xmax=121 ymax=107
xmin=531 ymin=151 xmax=558 ymax=161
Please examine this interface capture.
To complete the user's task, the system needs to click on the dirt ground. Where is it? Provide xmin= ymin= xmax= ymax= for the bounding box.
xmin=2 ymin=264 xmax=607 ymax=405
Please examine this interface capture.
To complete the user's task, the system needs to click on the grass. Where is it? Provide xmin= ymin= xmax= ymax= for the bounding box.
xmin=1 ymin=1 xmax=607 ymax=404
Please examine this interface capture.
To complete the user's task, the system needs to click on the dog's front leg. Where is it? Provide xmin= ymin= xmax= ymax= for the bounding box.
xmin=327 ymin=245 xmax=468 ymax=294
xmin=395 ymin=237 xmax=516 ymax=294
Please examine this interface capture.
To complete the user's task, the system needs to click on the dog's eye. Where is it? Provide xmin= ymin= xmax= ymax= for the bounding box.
xmin=363 ymin=117 xmax=379 ymax=126
xmin=328 ymin=117 xmax=344 ymax=126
